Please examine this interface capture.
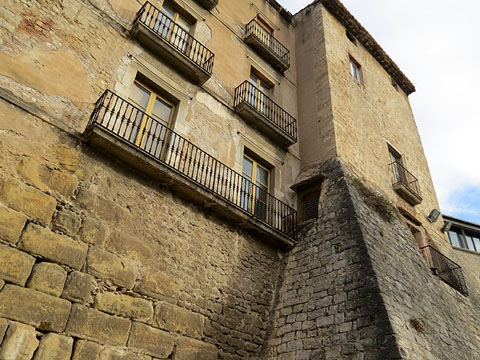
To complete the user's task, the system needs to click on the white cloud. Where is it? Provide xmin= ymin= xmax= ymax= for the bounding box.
xmin=278 ymin=0 xmax=480 ymax=222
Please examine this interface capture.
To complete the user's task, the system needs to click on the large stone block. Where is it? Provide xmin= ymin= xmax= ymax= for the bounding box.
xmin=0 ymin=243 xmax=35 ymax=286
xmin=0 ymin=203 xmax=28 ymax=244
xmin=98 ymin=348 xmax=152 ymax=360
xmin=87 ymin=247 xmax=136 ymax=289
xmin=47 ymin=143 xmax=79 ymax=173
xmin=154 ymin=302 xmax=204 ymax=339
xmin=27 ymin=262 xmax=68 ymax=297
xmin=78 ymin=217 xmax=108 ymax=247
xmin=127 ymin=322 xmax=174 ymax=358
xmin=17 ymin=157 xmax=78 ymax=198
xmin=0 ymin=177 xmax=56 ymax=225
xmin=71 ymin=340 xmax=102 ymax=360
xmin=0 ymin=318 xmax=8 ymax=344
xmin=173 ymin=337 xmax=219 ymax=360
xmin=53 ymin=208 xmax=82 ymax=237
xmin=0 ymin=285 xmax=71 ymax=332
xmin=65 ymin=304 xmax=131 ymax=346
xmin=33 ymin=333 xmax=74 ymax=360
xmin=76 ymin=188 xmax=130 ymax=223
xmin=19 ymin=224 xmax=88 ymax=270
xmin=135 ymin=269 xmax=180 ymax=300
xmin=95 ymin=293 xmax=153 ymax=323
xmin=0 ymin=322 xmax=39 ymax=360
xmin=62 ymin=270 xmax=96 ymax=304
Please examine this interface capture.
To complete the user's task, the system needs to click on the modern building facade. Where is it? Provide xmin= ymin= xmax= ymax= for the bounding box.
xmin=0 ymin=0 xmax=478 ymax=359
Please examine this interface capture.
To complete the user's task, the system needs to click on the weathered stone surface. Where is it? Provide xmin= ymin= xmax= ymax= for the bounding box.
xmin=0 ymin=203 xmax=27 ymax=244
xmin=62 ymin=271 xmax=96 ymax=304
xmin=53 ymin=208 xmax=82 ymax=237
xmin=0 ymin=285 xmax=71 ymax=332
xmin=0 ymin=322 xmax=39 ymax=360
xmin=19 ymin=224 xmax=88 ymax=270
xmin=0 ymin=318 xmax=8 ymax=344
xmin=135 ymin=270 xmax=180 ymax=300
xmin=17 ymin=157 xmax=78 ymax=198
xmin=78 ymin=217 xmax=108 ymax=247
xmin=0 ymin=177 xmax=56 ymax=225
xmin=0 ymin=243 xmax=35 ymax=286
xmin=127 ymin=322 xmax=174 ymax=358
xmin=27 ymin=262 xmax=68 ymax=297
xmin=98 ymin=348 xmax=152 ymax=360
xmin=155 ymin=302 xmax=204 ymax=339
xmin=95 ymin=293 xmax=153 ymax=322
xmin=33 ymin=333 xmax=74 ymax=360
xmin=0 ymin=280 xmax=4 ymax=291
xmin=76 ymin=188 xmax=130 ymax=223
xmin=87 ymin=247 xmax=136 ymax=289
xmin=173 ymin=337 xmax=218 ymax=360
xmin=47 ymin=144 xmax=79 ymax=173
xmin=65 ymin=304 xmax=131 ymax=346
xmin=71 ymin=339 xmax=102 ymax=360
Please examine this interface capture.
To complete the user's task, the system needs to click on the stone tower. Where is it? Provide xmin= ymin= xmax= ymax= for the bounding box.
xmin=0 ymin=0 xmax=478 ymax=359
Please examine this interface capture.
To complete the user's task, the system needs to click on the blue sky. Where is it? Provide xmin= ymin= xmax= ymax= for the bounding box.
xmin=278 ymin=0 xmax=480 ymax=224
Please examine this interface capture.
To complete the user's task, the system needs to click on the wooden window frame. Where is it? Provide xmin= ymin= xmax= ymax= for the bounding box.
xmin=349 ymin=56 xmax=363 ymax=83
xmin=241 ymin=153 xmax=272 ymax=218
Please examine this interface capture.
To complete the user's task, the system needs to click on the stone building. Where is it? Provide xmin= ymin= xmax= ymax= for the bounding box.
xmin=0 ymin=0 xmax=478 ymax=359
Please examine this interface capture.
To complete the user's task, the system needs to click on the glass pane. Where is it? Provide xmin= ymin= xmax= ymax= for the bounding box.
xmin=448 ymin=231 xmax=461 ymax=248
xmin=152 ymin=97 xmax=172 ymax=122
xmin=176 ymin=15 xmax=191 ymax=33
xmin=249 ymin=73 xmax=258 ymax=85
xmin=256 ymin=166 xmax=269 ymax=187
xmin=242 ymin=157 xmax=253 ymax=178
xmin=473 ymin=237 xmax=480 ymax=252
xmin=465 ymin=236 xmax=475 ymax=251
xmin=161 ymin=3 xmax=176 ymax=19
xmin=129 ymin=83 xmax=151 ymax=110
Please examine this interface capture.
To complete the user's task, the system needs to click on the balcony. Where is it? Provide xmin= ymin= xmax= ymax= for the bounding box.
xmin=245 ymin=19 xmax=290 ymax=73
xmin=83 ymin=91 xmax=297 ymax=247
xmin=194 ymin=0 xmax=218 ymax=10
xmin=389 ymin=161 xmax=422 ymax=205
xmin=234 ymin=81 xmax=297 ymax=148
xmin=132 ymin=2 xmax=215 ymax=85
xmin=421 ymin=246 xmax=468 ymax=296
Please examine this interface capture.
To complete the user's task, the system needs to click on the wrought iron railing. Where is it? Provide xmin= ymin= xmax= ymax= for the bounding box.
xmin=234 ymin=81 xmax=297 ymax=141
xmin=389 ymin=161 xmax=421 ymax=198
xmin=420 ymin=245 xmax=468 ymax=296
xmin=134 ymin=2 xmax=215 ymax=75
xmin=246 ymin=19 xmax=290 ymax=67
xmin=87 ymin=91 xmax=297 ymax=239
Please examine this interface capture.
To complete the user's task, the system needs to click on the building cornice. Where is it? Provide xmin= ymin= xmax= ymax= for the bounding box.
xmin=301 ymin=0 xmax=416 ymax=95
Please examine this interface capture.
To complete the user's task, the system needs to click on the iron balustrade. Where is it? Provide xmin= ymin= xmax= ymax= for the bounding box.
xmin=246 ymin=19 xmax=290 ymax=67
xmin=134 ymin=2 xmax=215 ymax=75
xmin=87 ymin=90 xmax=297 ymax=239
xmin=389 ymin=161 xmax=421 ymax=198
xmin=234 ymin=81 xmax=297 ymax=141
xmin=420 ymin=245 xmax=468 ymax=296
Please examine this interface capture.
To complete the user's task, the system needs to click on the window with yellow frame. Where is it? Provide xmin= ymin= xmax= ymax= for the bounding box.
xmin=159 ymin=2 xmax=192 ymax=52
xmin=248 ymin=71 xmax=271 ymax=116
xmin=241 ymin=154 xmax=271 ymax=220
xmin=128 ymin=80 xmax=175 ymax=158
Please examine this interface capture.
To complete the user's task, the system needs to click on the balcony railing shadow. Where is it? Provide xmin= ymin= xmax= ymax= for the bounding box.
xmin=245 ymin=19 xmax=290 ymax=72
xmin=420 ymin=245 xmax=468 ymax=296
xmin=234 ymin=81 xmax=297 ymax=148
xmin=132 ymin=2 xmax=214 ymax=84
xmin=389 ymin=161 xmax=422 ymax=205
xmin=85 ymin=90 xmax=297 ymax=242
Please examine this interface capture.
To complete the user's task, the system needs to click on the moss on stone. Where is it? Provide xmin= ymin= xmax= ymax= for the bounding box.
xmin=347 ymin=175 xmax=397 ymax=223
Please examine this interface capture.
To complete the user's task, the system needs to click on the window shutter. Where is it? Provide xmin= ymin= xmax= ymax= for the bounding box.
xmin=303 ymin=191 xmax=320 ymax=222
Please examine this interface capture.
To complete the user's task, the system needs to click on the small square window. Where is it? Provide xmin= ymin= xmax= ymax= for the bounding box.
xmin=349 ymin=56 xmax=362 ymax=83
xmin=302 ymin=191 xmax=320 ymax=222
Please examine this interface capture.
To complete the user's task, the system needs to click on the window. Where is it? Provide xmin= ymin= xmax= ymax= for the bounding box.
xmin=248 ymin=71 xmax=272 ymax=116
xmin=391 ymin=77 xmax=399 ymax=91
xmin=128 ymin=80 xmax=175 ymax=158
xmin=388 ymin=146 xmax=406 ymax=185
xmin=241 ymin=154 xmax=271 ymax=220
xmin=349 ymin=56 xmax=362 ymax=83
xmin=448 ymin=227 xmax=480 ymax=253
xmin=256 ymin=16 xmax=274 ymax=35
xmin=346 ymin=31 xmax=357 ymax=45
xmin=301 ymin=191 xmax=320 ymax=222
xmin=159 ymin=2 xmax=192 ymax=52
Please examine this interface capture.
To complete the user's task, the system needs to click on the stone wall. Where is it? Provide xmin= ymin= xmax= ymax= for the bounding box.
xmin=0 ymin=96 xmax=288 ymax=359
xmin=262 ymin=158 xmax=480 ymax=359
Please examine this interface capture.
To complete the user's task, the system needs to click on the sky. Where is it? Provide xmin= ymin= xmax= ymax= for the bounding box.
xmin=278 ymin=0 xmax=480 ymax=224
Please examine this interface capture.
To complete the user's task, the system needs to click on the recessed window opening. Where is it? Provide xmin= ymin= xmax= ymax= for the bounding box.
xmin=302 ymin=190 xmax=320 ymax=222
xmin=346 ymin=31 xmax=357 ymax=45
xmin=448 ymin=227 xmax=480 ymax=253
xmin=349 ymin=56 xmax=363 ymax=83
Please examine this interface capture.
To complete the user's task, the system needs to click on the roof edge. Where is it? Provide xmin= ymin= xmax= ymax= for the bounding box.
xmin=299 ymin=0 xmax=416 ymax=95
xmin=266 ymin=0 xmax=294 ymax=23
xmin=443 ymin=215 xmax=480 ymax=231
